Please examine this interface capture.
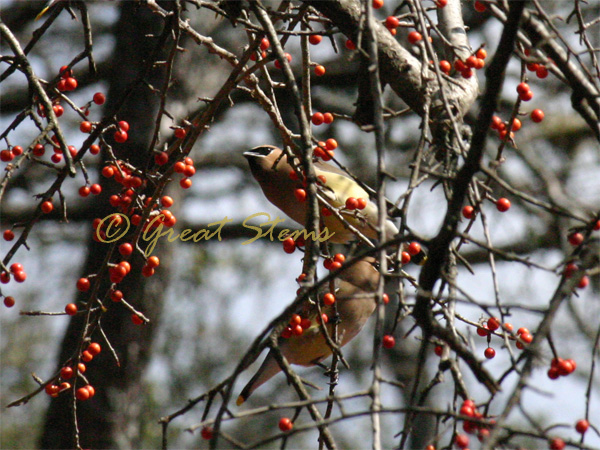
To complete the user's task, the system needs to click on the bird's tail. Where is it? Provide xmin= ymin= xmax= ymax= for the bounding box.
xmin=236 ymin=352 xmax=281 ymax=406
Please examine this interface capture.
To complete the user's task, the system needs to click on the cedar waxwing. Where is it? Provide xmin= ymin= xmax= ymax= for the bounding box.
xmin=236 ymin=257 xmax=380 ymax=405
xmin=244 ymin=146 xmax=398 ymax=244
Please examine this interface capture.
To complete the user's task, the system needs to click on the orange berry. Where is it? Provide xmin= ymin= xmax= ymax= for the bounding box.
xmin=314 ymin=65 xmax=326 ymax=76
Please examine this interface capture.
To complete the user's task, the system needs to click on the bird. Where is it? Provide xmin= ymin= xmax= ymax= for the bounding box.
xmin=236 ymin=257 xmax=381 ymax=405
xmin=243 ymin=145 xmax=398 ymax=244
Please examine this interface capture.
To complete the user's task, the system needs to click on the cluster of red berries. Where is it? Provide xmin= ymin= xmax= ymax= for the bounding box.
xmin=281 ymin=312 xmax=318 ymax=339
xmin=313 ymin=138 xmax=338 ymax=161
xmin=154 ymin=154 xmax=196 ymax=190
xmin=400 ymin=241 xmax=423 ymax=265
xmin=524 ymin=49 xmax=550 ymax=79
xmin=311 ymin=112 xmax=334 ymax=126
xmin=44 ymin=343 xmax=99 ymax=401
xmin=0 ymin=262 xmax=27 ymax=285
xmin=323 ymin=253 xmax=347 ymax=271
xmin=470 ymin=317 xmax=533 ymax=359
xmin=457 ymin=399 xmax=496 ymax=440
xmin=281 ymin=235 xmax=305 ymax=254
xmin=439 ymin=48 xmax=487 ymax=80
xmin=546 ymin=356 xmax=576 ymax=380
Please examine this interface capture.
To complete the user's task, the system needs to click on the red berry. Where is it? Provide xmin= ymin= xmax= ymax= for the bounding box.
xmin=568 ymin=232 xmax=584 ymax=246
xmin=516 ymin=82 xmax=530 ymax=95
xmin=119 ymin=242 xmax=133 ymax=256
xmin=80 ymin=121 xmax=92 ymax=133
xmin=110 ymin=290 xmax=123 ymax=302
xmin=549 ymin=437 xmax=565 ymax=450
xmin=11 ymin=146 xmax=23 ymax=156
xmin=64 ymin=77 xmax=78 ymax=91
xmin=52 ymin=104 xmax=64 ymax=117
xmin=79 ymin=186 xmax=91 ymax=197
xmin=476 ymin=48 xmax=487 ymax=60
xmin=356 ymin=197 xmax=367 ymax=210
xmin=4 ymin=230 xmax=15 ymax=241
xmin=519 ymin=89 xmax=534 ymax=101
xmin=0 ymin=149 xmax=13 ymax=162
xmin=487 ymin=317 xmax=500 ymax=331
xmin=174 ymin=128 xmax=187 ymax=139
xmin=474 ymin=1 xmax=486 ymax=12
xmin=76 ymin=278 xmax=90 ymax=292
xmin=575 ymin=419 xmax=589 ymax=434
xmin=260 ymin=37 xmax=270 ymax=51
xmin=440 ymin=60 xmax=451 ymax=74
xmin=401 ymin=251 xmax=411 ymax=264
xmin=279 ymin=417 xmax=293 ymax=432
xmin=536 ymin=66 xmax=549 ymax=79
xmin=385 ymin=16 xmax=399 ymax=29
xmin=118 ymin=121 xmax=130 ymax=131
xmin=496 ymin=198 xmax=511 ymax=212
xmin=3 ymin=296 xmax=15 ymax=308
xmin=407 ymin=242 xmax=421 ymax=256
xmin=312 ymin=112 xmax=324 ymax=125
xmin=372 ymin=0 xmax=384 ymax=8
xmin=183 ymin=165 xmax=196 ymax=177
xmin=81 ymin=350 xmax=93 ymax=362
xmin=90 ymin=184 xmax=102 ymax=195
xmin=547 ymin=367 xmax=560 ymax=379
xmin=180 ymin=178 xmax=192 ymax=189
xmin=131 ymin=314 xmax=144 ymax=325
xmin=282 ymin=237 xmax=296 ymax=254
xmin=345 ymin=40 xmax=356 ymax=50
xmin=33 ymin=144 xmax=45 ymax=157
xmin=466 ymin=55 xmax=478 ymax=68
xmin=294 ymin=188 xmax=307 ymax=202
xmin=508 ymin=117 xmax=522 ymax=132
xmin=345 ymin=197 xmax=358 ymax=210
xmin=325 ymin=138 xmax=337 ymax=150
xmin=477 ymin=325 xmax=490 ymax=337
xmin=201 ymin=426 xmax=213 ymax=440
xmin=155 ymin=151 xmax=169 ymax=166
xmin=531 ymin=109 xmax=545 ymax=123
xmin=434 ymin=345 xmax=443 ymax=357
xmin=408 ymin=31 xmax=422 ymax=44
xmin=563 ymin=262 xmax=579 ymax=278
xmin=461 ymin=68 xmax=473 ymax=79
xmin=323 ymin=293 xmax=336 ymax=306
xmin=76 ymin=387 xmax=90 ymax=401
xmin=484 ymin=347 xmax=496 ymax=359
xmin=455 ymin=433 xmax=469 ymax=449
xmin=65 ymin=303 xmax=78 ymax=316
xmin=314 ymin=65 xmax=326 ymax=76
xmin=41 ymin=201 xmax=54 ymax=214
xmin=323 ymin=113 xmax=334 ymax=124
xmin=462 ymin=205 xmax=475 ymax=219
xmin=594 ymin=220 xmax=600 ymax=231
xmin=382 ymin=335 xmax=395 ymax=349
xmin=309 ymin=34 xmax=322 ymax=45
xmin=60 ymin=366 xmax=74 ymax=380
xmin=93 ymin=92 xmax=106 ymax=105
xmin=114 ymin=130 xmax=128 ymax=143
xmin=435 ymin=0 xmax=447 ymax=7
xmin=88 ymin=342 xmax=101 ymax=356
xmin=578 ymin=275 xmax=589 ymax=289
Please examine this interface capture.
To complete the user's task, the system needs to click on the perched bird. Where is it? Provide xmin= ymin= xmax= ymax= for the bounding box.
xmin=244 ymin=145 xmax=398 ymax=244
xmin=237 ymin=257 xmax=380 ymax=405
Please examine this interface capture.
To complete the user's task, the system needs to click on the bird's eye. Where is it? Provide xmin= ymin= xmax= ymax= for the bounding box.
xmin=250 ymin=146 xmax=274 ymax=157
